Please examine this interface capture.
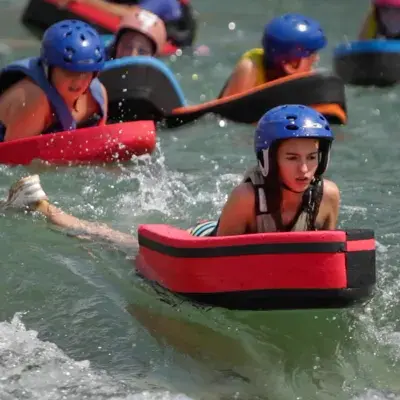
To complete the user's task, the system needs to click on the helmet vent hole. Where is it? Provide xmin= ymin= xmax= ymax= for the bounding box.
xmin=80 ymin=34 xmax=86 ymax=41
xmin=65 ymin=30 xmax=72 ymax=37
xmin=95 ymin=47 xmax=103 ymax=60
xmin=60 ymin=24 xmax=69 ymax=29
xmin=324 ymin=125 xmax=330 ymax=130
xmin=319 ymin=115 xmax=326 ymax=121
xmin=286 ymin=115 xmax=297 ymax=120
xmin=286 ymin=124 xmax=299 ymax=131
xmin=64 ymin=46 xmax=75 ymax=61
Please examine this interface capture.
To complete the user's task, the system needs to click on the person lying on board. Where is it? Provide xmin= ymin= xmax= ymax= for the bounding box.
xmin=188 ymin=105 xmax=340 ymax=237
xmin=2 ymin=105 xmax=339 ymax=250
xmin=358 ymin=0 xmax=400 ymax=39
xmin=107 ymin=10 xmax=167 ymax=58
xmin=0 ymin=20 xmax=107 ymax=143
xmin=220 ymin=13 xmax=326 ymax=98
xmin=54 ymin=0 xmax=197 ymax=49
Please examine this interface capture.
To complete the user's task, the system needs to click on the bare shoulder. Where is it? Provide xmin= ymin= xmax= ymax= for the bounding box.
xmin=3 ymin=78 xmax=49 ymax=111
xmin=232 ymin=58 xmax=257 ymax=79
xmin=322 ymin=179 xmax=340 ymax=206
xmin=222 ymin=181 xmax=255 ymax=213
xmin=1 ymin=78 xmax=49 ymax=120
xmin=229 ymin=181 xmax=255 ymax=203
xmin=11 ymin=78 xmax=48 ymax=101
xmin=217 ymin=181 xmax=255 ymax=236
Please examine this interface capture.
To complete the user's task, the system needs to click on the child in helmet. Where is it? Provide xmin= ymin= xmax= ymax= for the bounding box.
xmin=220 ymin=13 xmax=326 ymax=98
xmin=108 ymin=9 xmax=167 ymax=58
xmin=0 ymin=20 xmax=107 ymax=142
xmin=1 ymin=105 xmax=340 ymax=249
xmin=190 ymin=105 xmax=340 ymax=237
xmin=358 ymin=0 xmax=400 ymax=39
xmin=55 ymin=0 xmax=197 ymax=49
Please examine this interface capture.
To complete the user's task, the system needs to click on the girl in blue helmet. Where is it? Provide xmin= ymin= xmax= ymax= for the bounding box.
xmin=190 ymin=105 xmax=340 ymax=236
xmin=0 ymin=105 xmax=340 ymax=249
xmin=0 ymin=20 xmax=107 ymax=142
xmin=220 ymin=13 xmax=326 ymax=98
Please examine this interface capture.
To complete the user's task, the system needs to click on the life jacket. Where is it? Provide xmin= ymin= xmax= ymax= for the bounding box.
xmin=239 ymin=48 xmax=267 ymax=86
xmin=0 ymin=57 xmax=106 ymax=139
xmin=189 ymin=165 xmax=323 ymax=237
xmin=217 ymin=48 xmax=268 ymax=98
xmin=242 ymin=165 xmax=323 ymax=232
xmin=364 ymin=6 xmax=379 ymax=38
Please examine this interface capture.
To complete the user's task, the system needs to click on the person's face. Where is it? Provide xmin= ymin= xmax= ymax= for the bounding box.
xmin=282 ymin=53 xmax=319 ymax=75
xmin=51 ymin=67 xmax=93 ymax=98
xmin=277 ymin=138 xmax=319 ymax=192
xmin=116 ymin=31 xmax=155 ymax=58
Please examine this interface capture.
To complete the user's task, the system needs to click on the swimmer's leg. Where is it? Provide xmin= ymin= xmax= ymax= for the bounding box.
xmin=3 ymin=175 xmax=138 ymax=251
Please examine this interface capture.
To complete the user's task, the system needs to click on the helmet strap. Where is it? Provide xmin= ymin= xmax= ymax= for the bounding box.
xmin=257 ymin=149 xmax=270 ymax=177
xmin=40 ymin=60 xmax=50 ymax=80
xmin=43 ymin=64 xmax=55 ymax=87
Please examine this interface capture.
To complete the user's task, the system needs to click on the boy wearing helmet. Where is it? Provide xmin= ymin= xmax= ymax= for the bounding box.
xmin=108 ymin=10 xmax=167 ymax=58
xmin=55 ymin=0 xmax=197 ymax=49
xmin=1 ymin=105 xmax=339 ymax=248
xmin=220 ymin=13 xmax=326 ymax=98
xmin=359 ymin=0 xmax=400 ymax=39
xmin=0 ymin=20 xmax=107 ymax=142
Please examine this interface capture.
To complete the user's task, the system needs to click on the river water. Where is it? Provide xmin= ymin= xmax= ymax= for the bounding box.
xmin=1 ymin=0 xmax=400 ymax=399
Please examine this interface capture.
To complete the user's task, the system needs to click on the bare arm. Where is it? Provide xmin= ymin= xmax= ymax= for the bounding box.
xmin=34 ymin=200 xmax=138 ymax=250
xmin=85 ymin=0 xmax=139 ymax=17
xmin=56 ymin=0 xmax=138 ymax=18
xmin=1 ymin=83 xmax=49 ymax=141
xmin=220 ymin=59 xmax=258 ymax=98
xmin=216 ymin=183 xmax=254 ymax=236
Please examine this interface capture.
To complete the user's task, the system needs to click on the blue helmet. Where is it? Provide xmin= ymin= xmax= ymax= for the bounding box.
xmin=262 ymin=13 xmax=326 ymax=66
xmin=40 ymin=20 xmax=105 ymax=73
xmin=254 ymin=104 xmax=334 ymax=177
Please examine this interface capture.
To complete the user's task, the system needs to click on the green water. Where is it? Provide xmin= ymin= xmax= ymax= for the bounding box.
xmin=0 ymin=0 xmax=400 ymax=399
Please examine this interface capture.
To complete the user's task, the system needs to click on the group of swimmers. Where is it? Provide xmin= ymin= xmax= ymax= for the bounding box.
xmin=0 ymin=0 xmax=397 ymax=246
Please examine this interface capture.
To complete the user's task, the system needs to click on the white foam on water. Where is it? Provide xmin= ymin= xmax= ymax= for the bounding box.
xmin=0 ymin=313 xmax=194 ymax=400
xmin=351 ymin=389 xmax=400 ymax=400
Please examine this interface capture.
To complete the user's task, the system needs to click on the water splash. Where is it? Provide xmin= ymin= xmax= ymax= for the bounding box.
xmin=0 ymin=313 xmax=193 ymax=400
